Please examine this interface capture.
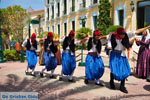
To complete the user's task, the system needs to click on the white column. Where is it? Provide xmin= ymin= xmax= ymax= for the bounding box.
xmin=131 ymin=1 xmax=137 ymax=30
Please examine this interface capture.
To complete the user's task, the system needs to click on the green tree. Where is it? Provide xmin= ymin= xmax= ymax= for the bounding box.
xmin=7 ymin=6 xmax=28 ymax=43
xmin=97 ymin=0 xmax=112 ymax=36
xmin=0 ymin=6 xmax=28 ymax=49
xmin=0 ymin=8 xmax=11 ymax=49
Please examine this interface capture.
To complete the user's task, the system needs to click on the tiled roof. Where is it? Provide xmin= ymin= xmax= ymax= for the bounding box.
xmin=29 ymin=9 xmax=44 ymax=15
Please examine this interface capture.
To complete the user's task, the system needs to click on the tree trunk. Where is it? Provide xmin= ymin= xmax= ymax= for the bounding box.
xmin=38 ymin=18 xmax=41 ymax=35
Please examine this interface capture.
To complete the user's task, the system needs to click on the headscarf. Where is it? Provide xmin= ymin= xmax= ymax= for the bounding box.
xmin=48 ymin=32 xmax=53 ymax=40
xmin=69 ymin=30 xmax=75 ymax=41
xmin=93 ymin=30 xmax=100 ymax=36
xmin=145 ymin=29 xmax=150 ymax=42
xmin=48 ymin=32 xmax=53 ymax=37
xmin=93 ymin=30 xmax=100 ymax=44
xmin=69 ymin=30 xmax=75 ymax=37
xmin=31 ymin=33 xmax=36 ymax=44
xmin=113 ymin=28 xmax=126 ymax=40
xmin=31 ymin=33 xmax=36 ymax=38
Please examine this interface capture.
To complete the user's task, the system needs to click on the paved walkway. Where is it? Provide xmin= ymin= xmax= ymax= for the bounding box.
xmin=0 ymin=49 xmax=150 ymax=100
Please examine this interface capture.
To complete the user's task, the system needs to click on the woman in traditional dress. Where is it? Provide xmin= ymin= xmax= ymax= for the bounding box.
xmin=54 ymin=34 xmax=62 ymax=65
xmin=39 ymin=39 xmax=45 ymax=65
xmin=135 ymin=29 xmax=150 ymax=79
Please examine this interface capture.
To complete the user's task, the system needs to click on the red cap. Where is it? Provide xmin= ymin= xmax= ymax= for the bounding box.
xmin=116 ymin=28 xmax=125 ymax=34
xmin=31 ymin=33 xmax=36 ymax=38
xmin=94 ymin=30 xmax=100 ymax=36
xmin=69 ymin=30 xmax=75 ymax=35
xmin=48 ymin=32 xmax=53 ymax=37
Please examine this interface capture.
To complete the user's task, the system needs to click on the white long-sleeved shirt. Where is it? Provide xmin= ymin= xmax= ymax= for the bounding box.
xmin=107 ymin=31 xmax=136 ymax=56
xmin=85 ymin=39 xmax=106 ymax=53
xmin=44 ymin=39 xmax=59 ymax=57
xmin=59 ymin=37 xmax=81 ymax=55
xmin=84 ymin=39 xmax=106 ymax=57
xmin=59 ymin=37 xmax=81 ymax=50
xmin=22 ymin=39 xmax=38 ymax=51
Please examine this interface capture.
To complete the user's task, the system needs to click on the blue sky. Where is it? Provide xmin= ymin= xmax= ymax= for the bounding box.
xmin=0 ymin=0 xmax=44 ymax=10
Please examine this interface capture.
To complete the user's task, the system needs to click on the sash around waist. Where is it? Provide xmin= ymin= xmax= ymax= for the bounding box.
xmin=63 ymin=49 xmax=71 ymax=53
xmin=113 ymin=50 xmax=122 ymax=53
xmin=88 ymin=52 xmax=98 ymax=56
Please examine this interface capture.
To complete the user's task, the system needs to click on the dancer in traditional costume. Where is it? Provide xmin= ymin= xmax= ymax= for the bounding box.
xmin=84 ymin=30 xmax=105 ymax=86
xmin=106 ymin=26 xmax=150 ymax=88
xmin=22 ymin=33 xmax=38 ymax=76
xmin=108 ymin=28 xmax=132 ymax=93
xmin=59 ymin=30 xmax=83 ymax=82
xmin=40 ymin=32 xmax=58 ymax=78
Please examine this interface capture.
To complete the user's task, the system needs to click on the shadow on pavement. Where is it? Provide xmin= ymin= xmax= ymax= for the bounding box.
xmin=0 ymin=74 xmax=102 ymax=100
xmin=104 ymin=81 xmax=121 ymax=90
xmin=1 ymin=74 xmax=150 ymax=100
xmin=143 ymin=85 xmax=150 ymax=92
xmin=94 ymin=94 xmax=150 ymax=100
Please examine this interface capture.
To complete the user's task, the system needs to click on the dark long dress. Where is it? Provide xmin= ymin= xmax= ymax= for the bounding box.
xmin=56 ymin=48 xmax=62 ymax=65
xmin=136 ymin=37 xmax=150 ymax=78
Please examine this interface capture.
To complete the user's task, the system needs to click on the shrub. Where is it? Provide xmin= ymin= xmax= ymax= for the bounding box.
xmin=38 ymin=32 xmax=48 ymax=38
xmin=106 ymin=25 xmax=122 ymax=35
xmin=38 ymin=32 xmax=56 ymax=39
xmin=75 ymin=44 xmax=87 ymax=50
xmin=75 ymin=27 xmax=92 ymax=50
xmin=3 ymin=49 xmax=20 ymax=61
xmin=75 ymin=27 xmax=92 ymax=39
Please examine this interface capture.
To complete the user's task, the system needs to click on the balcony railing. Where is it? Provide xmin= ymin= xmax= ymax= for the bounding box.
xmin=56 ymin=13 xmax=60 ymax=17
xmin=90 ymin=0 xmax=98 ymax=7
xmin=70 ymin=6 xmax=75 ymax=12
xmin=63 ymin=10 xmax=67 ymax=15
xmin=93 ymin=0 xmax=98 ymax=4
xmin=47 ymin=17 xmax=49 ymax=21
xmin=50 ymin=0 xmax=54 ymax=4
xmin=51 ymin=15 xmax=54 ymax=19
xmin=80 ymin=2 xmax=86 ymax=10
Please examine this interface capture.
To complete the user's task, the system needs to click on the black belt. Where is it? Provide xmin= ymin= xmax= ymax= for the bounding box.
xmin=88 ymin=52 xmax=98 ymax=56
xmin=63 ymin=50 xmax=71 ymax=53
xmin=113 ymin=50 xmax=122 ymax=53
xmin=29 ymin=50 xmax=36 ymax=52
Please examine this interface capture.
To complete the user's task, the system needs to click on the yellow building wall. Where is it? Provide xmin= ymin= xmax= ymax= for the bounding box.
xmin=47 ymin=6 xmax=99 ymax=37
xmin=112 ymin=0 xmax=144 ymax=31
xmin=45 ymin=0 xmax=146 ymax=37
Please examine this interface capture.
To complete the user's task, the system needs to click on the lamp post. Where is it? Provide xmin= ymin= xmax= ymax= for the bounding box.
xmin=78 ymin=16 xmax=87 ymax=66
xmin=20 ymin=21 xmax=31 ymax=62
xmin=20 ymin=21 xmax=31 ymax=63
xmin=79 ymin=16 xmax=87 ymax=27
xmin=130 ymin=1 xmax=135 ymax=12
xmin=28 ymin=19 xmax=39 ymax=38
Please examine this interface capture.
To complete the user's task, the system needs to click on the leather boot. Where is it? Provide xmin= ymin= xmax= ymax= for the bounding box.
xmin=110 ymin=73 xmax=115 ymax=89
xmin=120 ymin=80 xmax=128 ymax=93
xmin=146 ymin=75 xmax=150 ymax=82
